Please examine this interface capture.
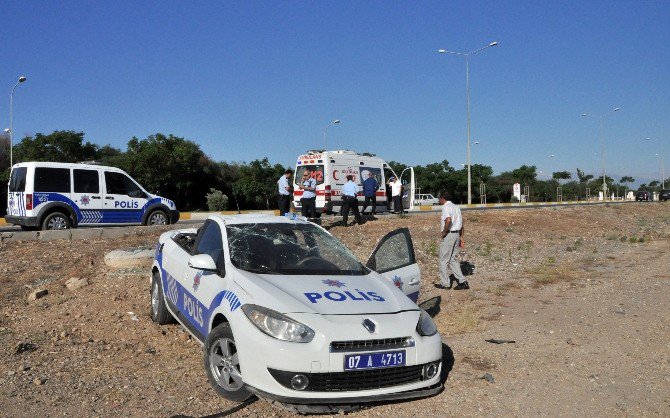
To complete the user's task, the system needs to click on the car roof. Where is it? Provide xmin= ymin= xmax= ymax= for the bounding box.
xmin=207 ymin=213 xmax=309 ymax=225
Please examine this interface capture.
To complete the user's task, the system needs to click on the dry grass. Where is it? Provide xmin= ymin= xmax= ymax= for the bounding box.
xmin=489 ymin=281 xmax=522 ymax=297
xmin=439 ymin=304 xmax=484 ymax=335
xmin=528 ymin=264 xmax=581 ymax=288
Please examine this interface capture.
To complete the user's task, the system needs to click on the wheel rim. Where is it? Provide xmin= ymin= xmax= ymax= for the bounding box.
xmin=209 ymin=337 xmax=243 ymax=391
xmin=47 ymin=215 xmax=68 ymax=230
xmin=151 ymin=279 xmax=159 ymax=315
xmin=149 ymin=212 xmax=167 ymax=225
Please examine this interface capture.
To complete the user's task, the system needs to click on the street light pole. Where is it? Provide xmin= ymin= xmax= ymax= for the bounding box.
xmin=581 ymin=107 xmax=620 ymax=199
xmin=439 ymin=41 xmax=498 ymax=205
xmin=656 ymin=153 xmax=665 ymax=189
xmin=322 ymin=119 xmax=341 ymax=150
xmin=9 ymin=76 xmax=27 ymax=167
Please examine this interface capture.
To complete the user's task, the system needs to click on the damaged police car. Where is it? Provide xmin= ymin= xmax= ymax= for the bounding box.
xmin=150 ymin=214 xmax=442 ymax=411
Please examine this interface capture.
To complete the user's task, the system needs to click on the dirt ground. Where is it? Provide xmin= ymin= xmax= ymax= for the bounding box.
xmin=1 ymin=203 xmax=668 ymax=417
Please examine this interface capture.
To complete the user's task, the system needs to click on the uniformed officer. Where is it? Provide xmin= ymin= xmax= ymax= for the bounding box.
xmin=277 ymin=169 xmax=293 ymax=216
xmin=435 ymin=191 xmax=468 ymax=290
xmin=341 ymin=175 xmax=363 ymax=226
xmin=300 ymin=169 xmax=317 ymax=218
xmin=361 ymin=170 xmax=379 ymax=215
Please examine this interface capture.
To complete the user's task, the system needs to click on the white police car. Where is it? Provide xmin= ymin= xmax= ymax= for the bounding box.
xmin=150 ymin=214 xmax=443 ymax=410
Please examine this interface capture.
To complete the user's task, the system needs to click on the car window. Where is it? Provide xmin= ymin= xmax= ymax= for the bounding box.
xmin=295 ymin=165 xmax=324 ymax=185
xmin=74 ymin=169 xmax=100 ymax=194
xmin=226 ymin=222 xmax=367 ymax=275
xmin=9 ymin=167 xmax=27 ymax=192
xmin=370 ymin=232 xmax=412 ymax=272
xmin=34 ymin=168 xmax=71 ymax=193
xmin=196 ymin=221 xmax=225 ymax=273
xmin=105 ymin=172 xmax=143 ymax=196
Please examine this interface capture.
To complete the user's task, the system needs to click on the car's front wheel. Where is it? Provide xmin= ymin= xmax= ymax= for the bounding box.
xmin=204 ymin=323 xmax=253 ymax=402
xmin=150 ymin=271 xmax=173 ymax=325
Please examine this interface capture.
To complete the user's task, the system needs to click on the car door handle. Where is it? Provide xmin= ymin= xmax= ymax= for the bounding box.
xmin=105 ymin=196 xmax=114 ymax=200
xmin=91 ymin=196 xmax=101 ymax=199
xmin=409 ymin=278 xmax=420 ymax=285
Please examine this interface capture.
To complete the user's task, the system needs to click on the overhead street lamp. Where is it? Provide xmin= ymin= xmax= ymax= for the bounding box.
xmin=9 ymin=75 xmax=27 ymax=167
xmin=581 ymin=107 xmax=620 ymax=198
xmin=656 ymin=153 xmax=665 ymax=189
xmin=323 ymin=119 xmax=341 ymax=150
xmin=438 ymin=41 xmax=498 ymax=205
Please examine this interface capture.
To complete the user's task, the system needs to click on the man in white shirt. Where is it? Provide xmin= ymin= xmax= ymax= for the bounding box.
xmin=436 ymin=191 xmax=468 ymax=290
xmin=341 ymin=175 xmax=363 ymax=226
xmin=299 ymin=169 xmax=317 ymax=218
xmin=388 ymin=176 xmax=403 ymax=214
xmin=277 ymin=169 xmax=293 ymax=216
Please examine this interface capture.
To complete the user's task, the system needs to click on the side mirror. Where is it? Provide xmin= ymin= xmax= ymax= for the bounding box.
xmin=418 ymin=296 xmax=441 ymax=318
xmin=188 ymin=254 xmax=218 ymax=272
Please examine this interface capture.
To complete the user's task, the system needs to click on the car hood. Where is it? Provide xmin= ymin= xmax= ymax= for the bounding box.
xmin=233 ymin=270 xmax=417 ymax=315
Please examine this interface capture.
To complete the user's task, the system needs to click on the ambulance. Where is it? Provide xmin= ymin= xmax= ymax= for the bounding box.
xmin=292 ymin=150 xmax=415 ymax=216
xmin=5 ymin=161 xmax=179 ymax=230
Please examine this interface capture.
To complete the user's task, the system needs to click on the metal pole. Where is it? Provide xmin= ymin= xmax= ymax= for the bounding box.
xmin=466 ymin=55 xmax=471 ymax=205
xmin=599 ymin=116 xmax=606 ymax=197
xmin=10 ymin=87 xmax=14 ymax=167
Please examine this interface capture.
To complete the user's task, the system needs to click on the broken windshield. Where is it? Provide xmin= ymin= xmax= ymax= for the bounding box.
xmin=226 ymin=223 xmax=367 ymax=275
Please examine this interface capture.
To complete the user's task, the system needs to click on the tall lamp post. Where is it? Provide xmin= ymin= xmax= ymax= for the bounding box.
xmin=438 ymin=41 xmax=498 ymax=205
xmin=323 ymin=119 xmax=341 ymax=150
xmin=9 ymin=76 xmax=27 ymax=167
xmin=656 ymin=153 xmax=665 ymax=189
xmin=581 ymin=107 xmax=620 ymax=199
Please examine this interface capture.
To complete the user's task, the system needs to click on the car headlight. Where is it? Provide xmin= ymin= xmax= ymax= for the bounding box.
xmin=416 ymin=309 xmax=438 ymax=337
xmin=241 ymin=304 xmax=315 ymax=343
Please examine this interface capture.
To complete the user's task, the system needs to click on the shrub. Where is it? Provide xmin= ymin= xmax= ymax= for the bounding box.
xmin=206 ymin=188 xmax=229 ymax=211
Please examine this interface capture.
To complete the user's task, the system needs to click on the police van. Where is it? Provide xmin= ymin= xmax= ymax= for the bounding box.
xmin=5 ymin=162 xmax=179 ymax=230
xmin=292 ymin=150 xmax=415 ymax=216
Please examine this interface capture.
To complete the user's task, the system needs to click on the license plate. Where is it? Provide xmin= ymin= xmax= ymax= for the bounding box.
xmin=344 ymin=350 xmax=406 ymax=370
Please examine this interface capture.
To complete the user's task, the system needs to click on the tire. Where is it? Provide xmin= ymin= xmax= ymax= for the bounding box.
xmin=42 ymin=212 xmax=71 ymax=230
xmin=147 ymin=209 xmax=168 ymax=226
xmin=204 ymin=323 xmax=253 ymax=402
xmin=151 ymin=271 xmax=173 ymax=324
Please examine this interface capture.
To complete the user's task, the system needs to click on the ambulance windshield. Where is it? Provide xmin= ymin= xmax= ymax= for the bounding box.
xmin=226 ymin=222 xmax=367 ymax=276
xmin=295 ymin=165 xmax=324 ymax=186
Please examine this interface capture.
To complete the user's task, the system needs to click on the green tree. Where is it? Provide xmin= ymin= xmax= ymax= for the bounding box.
xmin=117 ymin=133 xmax=218 ymax=211
xmin=511 ymin=165 xmax=537 ymax=185
xmin=619 ymin=176 xmax=635 ymax=184
xmin=13 ymin=130 xmax=98 ymax=163
xmin=552 ymin=171 xmax=572 ymax=182
xmin=576 ymin=168 xmax=594 ymax=183
xmin=233 ymin=158 xmax=286 ymax=209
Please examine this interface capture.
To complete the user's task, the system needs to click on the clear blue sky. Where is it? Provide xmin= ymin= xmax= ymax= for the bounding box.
xmin=2 ymin=0 xmax=669 ymax=185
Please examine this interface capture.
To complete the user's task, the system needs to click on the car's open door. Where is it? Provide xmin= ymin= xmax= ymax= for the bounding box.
xmin=365 ymin=227 xmax=420 ymax=302
xmin=400 ymin=167 xmax=415 ymax=211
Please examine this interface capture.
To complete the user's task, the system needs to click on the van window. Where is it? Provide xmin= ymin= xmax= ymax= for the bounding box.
xmin=34 ymin=168 xmax=71 ymax=193
xmin=105 ymin=172 xmax=144 ymax=197
xmin=295 ymin=165 xmax=324 ymax=185
xmin=74 ymin=169 xmax=100 ymax=194
xmin=9 ymin=167 xmax=27 ymax=192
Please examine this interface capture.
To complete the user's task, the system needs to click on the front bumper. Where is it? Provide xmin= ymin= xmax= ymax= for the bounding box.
xmin=4 ymin=215 xmax=38 ymax=227
xmin=232 ymin=311 xmax=443 ymax=401
xmin=247 ymin=381 xmax=443 ymax=405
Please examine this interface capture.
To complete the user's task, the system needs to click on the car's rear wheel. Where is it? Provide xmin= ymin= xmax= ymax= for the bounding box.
xmin=151 ymin=271 xmax=173 ymax=325
xmin=147 ymin=209 xmax=168 ymax=226
xmin=42 ymin=212 xmax=70 ymax=230
xmin=204 ymin=323 xmax=253 ymax=402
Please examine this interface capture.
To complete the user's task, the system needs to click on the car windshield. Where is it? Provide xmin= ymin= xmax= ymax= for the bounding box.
xmin=226 ymin=222 xmax=367 ymax=275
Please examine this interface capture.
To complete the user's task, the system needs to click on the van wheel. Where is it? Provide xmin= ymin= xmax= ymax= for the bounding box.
xmin=42 ymin=212 xmax=71 ymax=230
xmin=147 ymin=210 xmax=168 ymax=226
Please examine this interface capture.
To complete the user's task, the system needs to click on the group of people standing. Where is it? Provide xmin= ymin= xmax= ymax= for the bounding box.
xmin=277 ymin=170 xmax=405 ymax=225
xmin=279 ymin=170 xmax=470 ymax=290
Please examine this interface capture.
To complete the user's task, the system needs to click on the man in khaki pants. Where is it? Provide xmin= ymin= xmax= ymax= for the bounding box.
xmin=435 ymin=191 xmax=469 ymax=290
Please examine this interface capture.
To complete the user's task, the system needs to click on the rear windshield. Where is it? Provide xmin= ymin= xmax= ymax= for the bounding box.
xmin=35 ymin=168 xmax=71 ymax=193
xmin=295 ymin=165 xmax=325 ymax=186
xmin=9 ymin=167 xmax=27 ymax=192
xmin=226 ymin=222 xmax=366 ymax=275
